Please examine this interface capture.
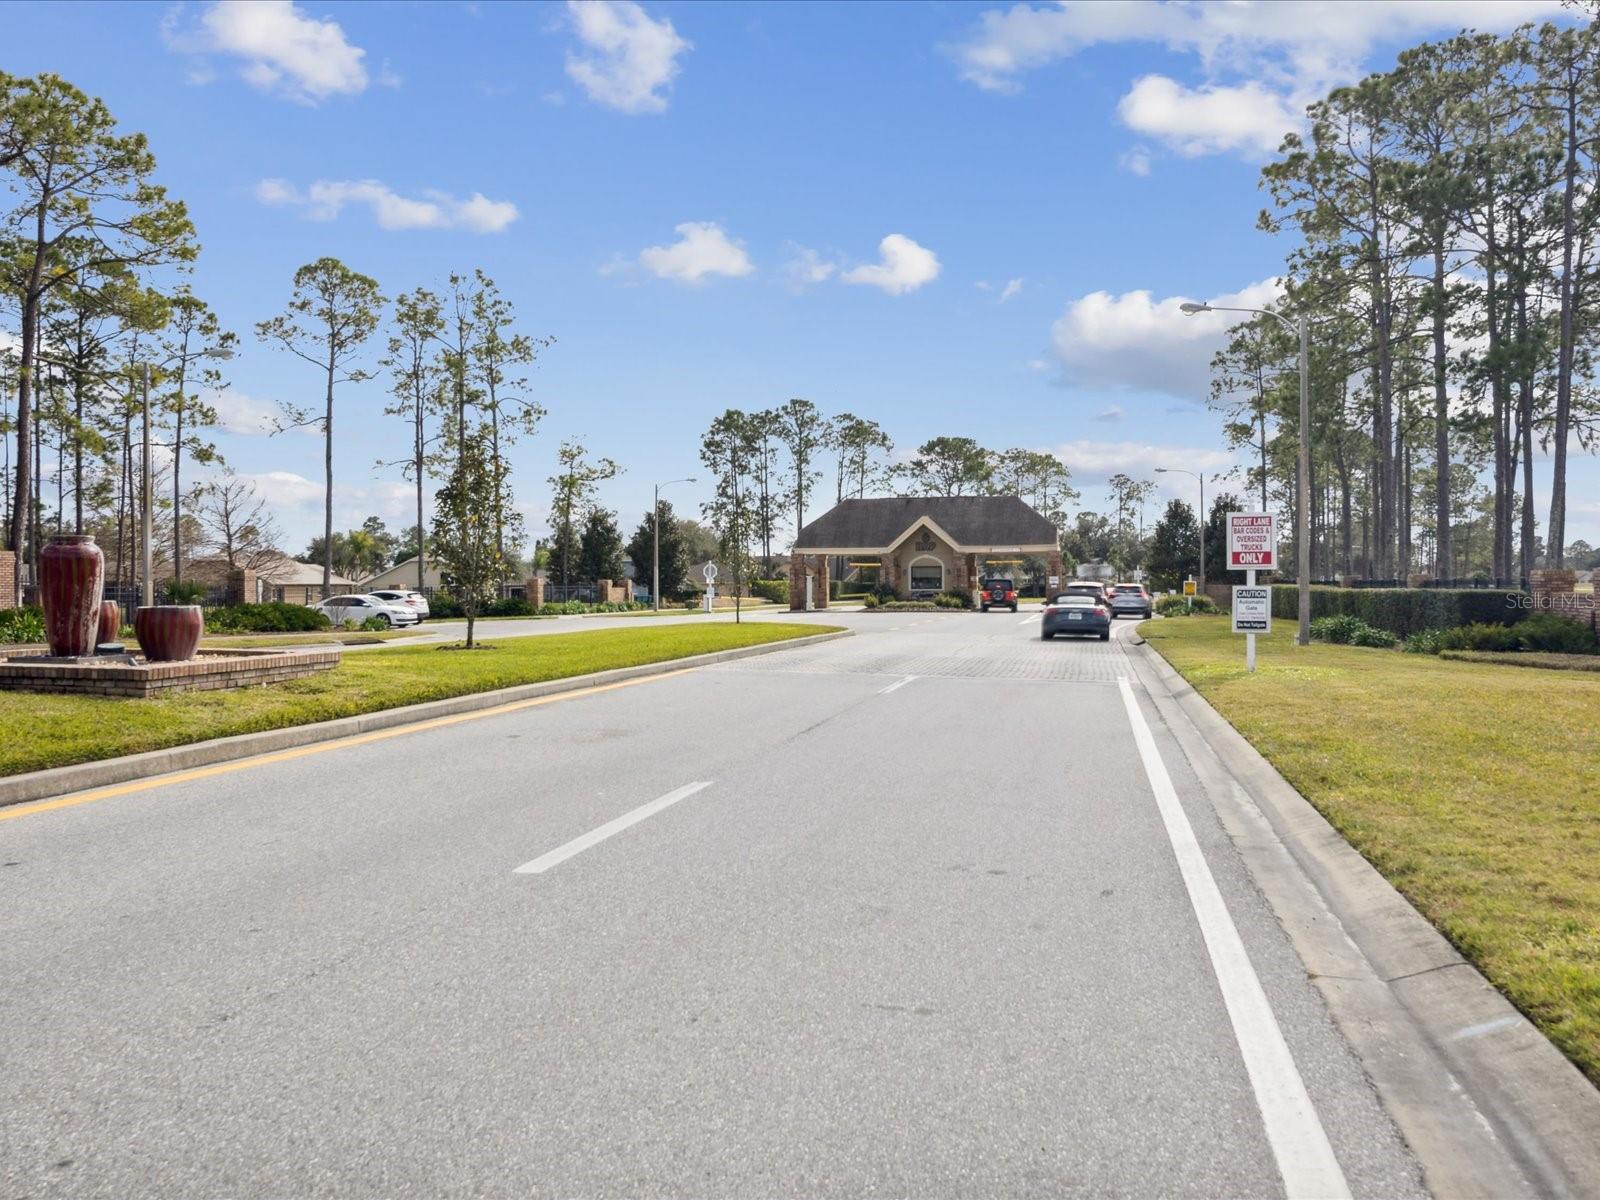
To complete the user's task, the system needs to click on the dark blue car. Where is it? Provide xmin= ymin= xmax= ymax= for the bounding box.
xmin=1040 ymin=594 xmax=1111 ymax=641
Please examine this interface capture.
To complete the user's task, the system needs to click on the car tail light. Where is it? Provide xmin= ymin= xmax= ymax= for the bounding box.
xmin=1095 ymin=605 xmax=1108 ymax=616
xmin=1006 ymin=591 xmax=1016 ymax=600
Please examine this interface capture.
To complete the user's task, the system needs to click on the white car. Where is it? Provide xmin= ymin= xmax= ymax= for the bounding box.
xmin=310 ymin=593 xmax=421 ymax=629
xmin=368 ymin=589 xmax=431 ymax=621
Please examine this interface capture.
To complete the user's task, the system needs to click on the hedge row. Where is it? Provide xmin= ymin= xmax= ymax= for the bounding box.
xmin=206 ymin=603 xmax=331 ymax=633
xmin=748 ymin=578 xmax=789 ymax=604
xmin=1269 ymin=585 xmax=1527 ymax=636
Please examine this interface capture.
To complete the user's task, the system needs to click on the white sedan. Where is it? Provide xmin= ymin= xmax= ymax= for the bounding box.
xmin=369 ymin=589 xmax=431 ymax=621
xmin=309 ymin=594 xmax=422 ymax=628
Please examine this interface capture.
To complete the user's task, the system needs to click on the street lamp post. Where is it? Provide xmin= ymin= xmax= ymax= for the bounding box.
xmin=1154 ymin=467 xmax=1205 ymax=596
xmin=652 ymin=477 xmax=695 ymax=613
xmin=1182 ymin=302 xmax=1311 ymax=646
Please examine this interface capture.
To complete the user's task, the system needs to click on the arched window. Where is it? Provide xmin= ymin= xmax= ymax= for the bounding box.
xmin=907 ymin=555 xmax=944 ymax=593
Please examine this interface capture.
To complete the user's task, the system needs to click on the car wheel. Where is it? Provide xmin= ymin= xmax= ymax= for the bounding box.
xmin=376 ymin=613 xmax=392 ymax=628
xmin=1041 ymin=631 xmax=1053 ymax=640
xmin=981 ymin=604 xmax=989 ymax=612
xmin=1099 ymin=630 xmax=1110 ymax=641
xmin=1010 ymin=604 xmax=1018 ymax=613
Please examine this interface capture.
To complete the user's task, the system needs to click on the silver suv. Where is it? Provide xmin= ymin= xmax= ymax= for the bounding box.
xmin=1108 ymin=583 xmax=1152 ymax=620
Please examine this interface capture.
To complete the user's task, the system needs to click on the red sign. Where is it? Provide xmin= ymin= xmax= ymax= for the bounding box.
xmin=1227 ymin=513 xmax=1276 ymax=569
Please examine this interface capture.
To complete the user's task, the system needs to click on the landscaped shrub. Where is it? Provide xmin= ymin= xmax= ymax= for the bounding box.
xmin=1515 ymin=613 xmax=1598 ymax=655
xmin=1270 ymin=584 xmax=1525 ymax=637
xmin=164 ymin=578 xmax=208 ymax=604
xmin=359 ymin=616 xmax=388 ymax=632
xmin=1351 ymin=624 xmax=1398 ymax=648
xmin=863 ymin=593 xmax=881 ymax=609
xmin=936 ymin=587 xmax=974 ymax=609
xmin=1438 ymin=623 xmax=1524 ymax=653
xmin=871 ymin=581 xmax=901 ymax=603
xmin=880 ymin=600 xmax=942 ymax=611
xmin=484 ymin=596 xmax=536 ymax=617
xmin=428 ymin=592 xmax=465 ymax=618
xmin=205 ymin=603 xmax=331 ymax=634
xmin=1310 ymin=614 xmax=1367 ymax=644
xmin=0 ymin=605 xmax=45 ymax=643
xmin=748 ymin=577 xmax=789 ymax=605
xmin=1404 ymin=628 xmax=1445 ymax=655
xmin=1155 ymin=594 xmax=1217 ymax=616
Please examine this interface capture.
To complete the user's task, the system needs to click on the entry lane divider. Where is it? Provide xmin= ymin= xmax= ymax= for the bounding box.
xmin=878 ymin=675 xmax=917 ymax=695
xmin=513 ymin=781 xmax=713 ymax=875
xmin=1116 ymin=676 xmax=1351 ymax=1200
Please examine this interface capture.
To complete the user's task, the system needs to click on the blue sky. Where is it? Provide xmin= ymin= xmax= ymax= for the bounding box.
xmin=4 ymin=0 xmax=1592 ymax=552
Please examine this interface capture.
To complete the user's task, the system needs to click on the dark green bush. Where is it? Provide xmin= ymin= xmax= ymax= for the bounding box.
xmin=1270 ymin=585 xmax=1525 ymax=637
xmin=749 ymin=577 xmax=789 ymax=604
xmin=428 ymin=592 xmax=465 ymax=618
xmin=359 ymin=616 xmax=388 ymax=632
xmin=863 ymin=593 xmax=881 ymax=609
xmin=484 ymin=596 xmax=536 ymax=617
xmin=1310 ymin=614 xmax=1367 ymax=644
xmin=1515 ymin=613 xmax=1597 ymax=655
xmin=1351 ymin=625 xmax=1398 ymax=649
xmin=937 ymin=587 xmax=974 ymax=609
xmin=164 ymin=578 xmax=208 ymax=604
xmin=1438 ymin=623 xmax=1523 ymax=653
xmin=1155 ymin=594 xmax=1217 ymax=616
xmin=205 ymin=603 xmax=331 ymax=633
xmin=1404 ymin=629 xmax=1445 ymax=655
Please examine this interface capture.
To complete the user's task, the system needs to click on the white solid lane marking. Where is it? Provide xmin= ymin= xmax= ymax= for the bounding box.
xmin=878 ymin=675 xmax=917 ymax=694
xmin=1018 ymin=613 xmax=1040 ymax=625
xmin=514 ymin=781 xmax=712 ymax=875
xmin=1116 ymin=677 xmax=1351 ymax=1200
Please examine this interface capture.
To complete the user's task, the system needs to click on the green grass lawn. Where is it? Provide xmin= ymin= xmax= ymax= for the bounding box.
xmin=1142 ymin=615 xmax=1600 ymax=1085
xmin=0 ymin=622 xmax=833 ymax=780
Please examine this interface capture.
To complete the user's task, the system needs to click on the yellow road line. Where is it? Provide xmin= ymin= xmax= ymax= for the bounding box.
xmin=0 ymin=668 xmax=696 ymax=824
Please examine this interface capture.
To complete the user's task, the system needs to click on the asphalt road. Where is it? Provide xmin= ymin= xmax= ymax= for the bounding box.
xmin=0 ymin=611 xmax=1429 ymax=1198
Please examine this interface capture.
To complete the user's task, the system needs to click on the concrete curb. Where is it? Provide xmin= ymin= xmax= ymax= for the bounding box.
xmin=1123 ymin=633 xmax=1600 ymax=1199
xmin=0 ymin=628 xmax=851 ymax=811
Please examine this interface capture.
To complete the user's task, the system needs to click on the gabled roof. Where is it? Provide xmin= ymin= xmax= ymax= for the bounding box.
xmin=792 ymin=496 xmax=1058 ymax=552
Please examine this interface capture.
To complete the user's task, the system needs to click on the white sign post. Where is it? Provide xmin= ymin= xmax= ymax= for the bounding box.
xmin=702 ymin=562 xmax=718 ymax=613
xmin=1227 ymin=513 xmax=1277 ymax=674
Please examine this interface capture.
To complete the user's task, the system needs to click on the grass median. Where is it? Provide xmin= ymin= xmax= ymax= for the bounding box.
xmin=0 ymin=622 xmax=835 ymax=780
xmin=1141 ymin=615 xmax=1600 ymax=1085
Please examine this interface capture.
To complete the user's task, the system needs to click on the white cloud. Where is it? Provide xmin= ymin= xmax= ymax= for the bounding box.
xmin=239 ymin=469 xmax=324 ymax=510
xmin=783 ymin=244 xmax=837 ymax=288
xmin=1118 ymin=145 xmax=1152 ymax=176
xmin=841 ymin=234 xmax=942 ymax=296
xmin=256 ymin=178 xmax=519 ymax=233
xmin=950 ymin=1 xmax=1568 ymax=156
xmin=1118 ymin=75 xmax=1300 ymax=157
xmin=1094 ymin=406 xmax=1124 ymax=422
xmin=565 ymin=0 xmax=690 ymax=114
xmin=1051 ymin=277 xmax=1282 ymax=397
xmin=999 ymin=277 xmax=1023 ymax=302
xmin=166 ymin=0 xmax=369 ymax=104
xmin=635 ymin=221 xmax=754 ymax=283
xmin=209 ymin=389 xmax=285 ymax=436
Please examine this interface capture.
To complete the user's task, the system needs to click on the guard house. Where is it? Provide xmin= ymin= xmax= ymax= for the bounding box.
xmin=788 ymin=496 xmax=1063 ymax=609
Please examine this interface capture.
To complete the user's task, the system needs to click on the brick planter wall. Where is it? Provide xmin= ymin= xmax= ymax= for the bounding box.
xmin=0 ymin=647 xmax=341 ymax=698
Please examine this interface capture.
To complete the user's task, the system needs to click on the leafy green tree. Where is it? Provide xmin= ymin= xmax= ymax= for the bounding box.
xmin=747 ymin=408 xmax=791 ymax=573
xmin=256 ymin=257 xmax=384 ymax=597
xmin=2 ymin=72 xmax=197 ymax=563
xmin=160 ymin=288 xmax=233 ymax=581
xmin=578 ymin=506 xmax=625 ymax=583
xmin=546 ymin=439 xmax=620 ymax=586
xmin=773 ymin=397 xmax=826 ymax=534
xmin=700 ymin=409 xmax=757 ymax=621
xmin=907 ymin=436 xmax=991 ymax=495
xmin=1146 ymin=500 xmax=1201 ymax=592
xmin=830 ymin=413 xmax=894 ymax=501
xmin=625 ymin=499 xmax=690 ymax=601
xmin=433 ymin=424 xmax=521 ymax=649
xmin=471 ymin=270 xmax=551 ymax=555
xmin=379 ymin=287 xmax=445 ymax=592
xmin=1204 ymin=492 xmax=1244 ymax=584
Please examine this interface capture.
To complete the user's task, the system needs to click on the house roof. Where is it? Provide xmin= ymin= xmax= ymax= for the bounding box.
xmin=791 ymin=496 xmax=1058 ymax=552
xmin=266 ymin=556 xmax=356 ymax=587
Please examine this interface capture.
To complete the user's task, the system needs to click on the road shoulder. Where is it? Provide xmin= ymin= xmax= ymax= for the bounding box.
xmin=1121 ymin=630 xmax=1600 ymax=1198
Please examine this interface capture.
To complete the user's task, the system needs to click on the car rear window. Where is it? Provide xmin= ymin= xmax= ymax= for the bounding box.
xmin=1115 ymin=585 xmax=1143 ymax=593
xmin=1053 ymin=595 xmax=1095 ymax=605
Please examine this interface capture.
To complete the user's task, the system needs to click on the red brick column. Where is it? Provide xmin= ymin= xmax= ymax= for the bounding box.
xmin=815 ymin=556 xmax=829 ymax=609
xmin=789 ymin=556 xmax=806 ymax=610
xmin=1047 ymin=551 xmax=1064 ymax=595
xmin=879 ymin=554 xmax=896 ymax=596
xmin=0 ymin=550 xmax=16 ymax=610
xmin=528 ymin=577 xmax=546 ymax=607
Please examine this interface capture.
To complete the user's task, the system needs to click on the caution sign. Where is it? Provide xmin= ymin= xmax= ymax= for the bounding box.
xmin=1232 ymin=586 xmax=1271 ymax=633
xmin=1227 ymin=513 xmax=1277 ymax=569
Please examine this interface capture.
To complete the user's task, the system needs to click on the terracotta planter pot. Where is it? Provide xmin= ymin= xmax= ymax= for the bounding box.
xmin=40 ymin=534 xmax=105 ymax=657
xmin=135 ymin=605 xmax=204 ymax=663
xmin=98 ymin=600 xmax=121 ymax=646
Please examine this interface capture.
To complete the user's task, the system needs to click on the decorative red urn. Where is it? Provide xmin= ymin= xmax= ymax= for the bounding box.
xmin=135 ymin=606 xmax=204 ymax=663
xmin=40 ymin=534 xmax=105 ymax=657
xmin=98 ymin=600 xmax=121 ymax=647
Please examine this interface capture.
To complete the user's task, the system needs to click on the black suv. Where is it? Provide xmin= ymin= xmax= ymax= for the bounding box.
xmin=980 ymin=577 xmax=1018 ymax=613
